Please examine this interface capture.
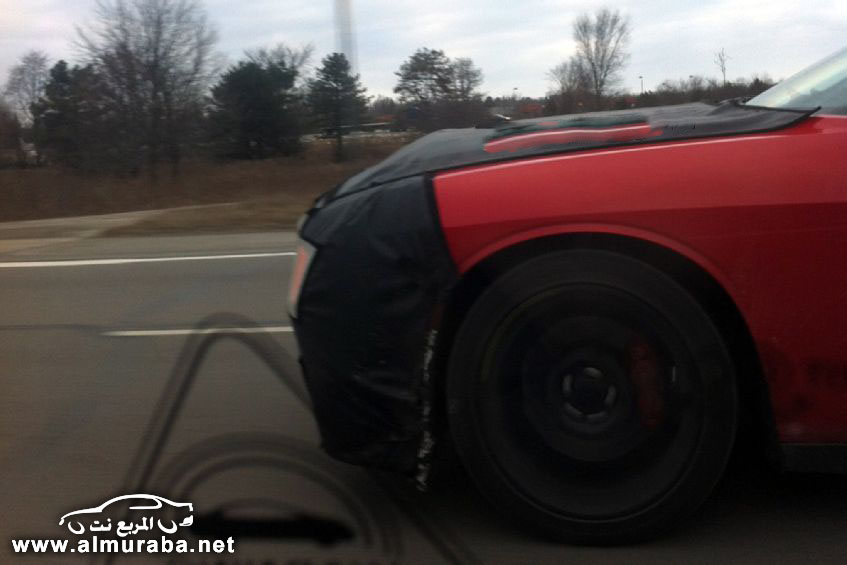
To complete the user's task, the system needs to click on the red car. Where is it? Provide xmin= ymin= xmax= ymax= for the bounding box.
xmin=290 ymin=47 xmax=847 ymax=544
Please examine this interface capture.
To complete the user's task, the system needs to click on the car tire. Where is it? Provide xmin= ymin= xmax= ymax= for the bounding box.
xmin=446 ymin=249 xmax=737 ymax=544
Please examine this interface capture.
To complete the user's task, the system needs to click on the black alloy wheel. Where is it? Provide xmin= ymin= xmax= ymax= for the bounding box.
xmin=446 ymin=249 xmax=737 ymax=544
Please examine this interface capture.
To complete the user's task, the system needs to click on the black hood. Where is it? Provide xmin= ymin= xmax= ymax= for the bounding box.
xmin=331 ymin=101 xmax=815 ymax=199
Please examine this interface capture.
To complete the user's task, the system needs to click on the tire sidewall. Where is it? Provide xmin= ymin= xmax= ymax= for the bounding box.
xmin=446 ymin=249 xmax=738 ymax=544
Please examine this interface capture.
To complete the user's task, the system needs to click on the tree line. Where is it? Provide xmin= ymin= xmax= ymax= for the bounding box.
xmin=1 ymin=2 xmax=776 ymax=174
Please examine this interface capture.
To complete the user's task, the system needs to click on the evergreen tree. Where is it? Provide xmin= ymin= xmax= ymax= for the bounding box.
xmin=208 ymin=59 xmax=301 ymax=159
xmin=307 ymin=53 xmax=368 ymax=161
xmin=31 ymin=61 xmax=116 ymax=172
xmin=0 ymin=100 xmax=22 ymax=167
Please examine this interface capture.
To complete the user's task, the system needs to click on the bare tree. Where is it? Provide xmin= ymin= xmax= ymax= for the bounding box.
xmin=369 ymin=95 xmax=397 ymax=117
xmin=548 ymin=56 xmax=589 ymax=95
xmin=77 ymin=0 xmax=218 ymax=176
xmin=394 ymin=48 xmax=455 ymax=105
xmin=547 ymin=56 xmax=590 ymax=113
xmin=715 ymin=48 xmax=730 ymax=85
xmin=3 ymin=50 xmax=50 ymax=125
xmin=573 ymin=8 xmax=631 ymax=108
xmin=452 ymin=57 xmax=483 ymax=102
xmin=246 ymin=43 xmax=315 ymax=88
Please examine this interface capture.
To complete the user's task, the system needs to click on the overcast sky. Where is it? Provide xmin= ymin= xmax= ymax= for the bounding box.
xmin=2 ymin=0 xmax=846 ymax=99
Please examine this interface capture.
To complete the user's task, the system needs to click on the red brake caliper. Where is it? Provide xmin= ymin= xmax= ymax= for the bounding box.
xmin=627 ymin=337 xmax=665 ymax=430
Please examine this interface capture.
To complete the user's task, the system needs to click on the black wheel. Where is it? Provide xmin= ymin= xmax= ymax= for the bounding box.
xmin=446 ymin=249 xmax=737 ymax=544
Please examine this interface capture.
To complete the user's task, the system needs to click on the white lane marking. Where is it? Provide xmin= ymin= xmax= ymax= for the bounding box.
xmin=103 ymin=326 xmax=294 ymax=337
xmin=0 ymin=252 xmax=295 ymax=268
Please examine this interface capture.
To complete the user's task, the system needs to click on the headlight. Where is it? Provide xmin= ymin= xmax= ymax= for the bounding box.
xmin=287 ymin=239 xmax=316 ymax=319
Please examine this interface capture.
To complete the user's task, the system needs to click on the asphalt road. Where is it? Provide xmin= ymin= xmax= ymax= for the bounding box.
xmin=2 ymin=232 xmax=847 ymax=564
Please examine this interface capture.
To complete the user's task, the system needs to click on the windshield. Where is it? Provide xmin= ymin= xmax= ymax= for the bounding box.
xmin=748 ymin=47 xmax=847 ymax=115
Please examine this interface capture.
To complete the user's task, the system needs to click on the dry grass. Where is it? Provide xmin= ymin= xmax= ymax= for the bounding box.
xmin=0 ymin=136 xmax=416 ymax=231
xmin=103 ymin=196 xmax=312 ymax=235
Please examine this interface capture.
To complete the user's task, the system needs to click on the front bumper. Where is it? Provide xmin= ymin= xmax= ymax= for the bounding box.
xmin=291 ymin=175 xmax=456 ymax=474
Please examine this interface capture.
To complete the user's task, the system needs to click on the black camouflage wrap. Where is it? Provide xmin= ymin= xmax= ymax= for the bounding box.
xmin=294 ymin=176 xmax=455 ymax=473
xmin=332 ymin=101 xmax=814 ymax=198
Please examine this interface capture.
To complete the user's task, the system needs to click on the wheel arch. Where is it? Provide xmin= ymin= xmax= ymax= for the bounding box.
xmin=434 ymin=231 xmax=780 ymax=466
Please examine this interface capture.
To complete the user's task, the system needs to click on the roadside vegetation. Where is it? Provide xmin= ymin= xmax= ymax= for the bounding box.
xmin=0 ymin=2 xmax=778 ymax=232
xmin=0 ymin=137 xmax=413 ymax=227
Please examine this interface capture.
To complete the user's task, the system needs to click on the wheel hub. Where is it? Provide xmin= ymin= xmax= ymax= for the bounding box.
xmin=522 ymin=338 xmax=658 ymax=464
xmin=562 ymin=365 xmax=617 ymax=423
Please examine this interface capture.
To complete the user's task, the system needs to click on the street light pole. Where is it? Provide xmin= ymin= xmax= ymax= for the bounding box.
xmin=639 ymin=75 xmax=644 ymax=95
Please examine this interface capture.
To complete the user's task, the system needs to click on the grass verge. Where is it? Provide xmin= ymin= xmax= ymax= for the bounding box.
xmin=102 ymin=196 xmax=311 ymax=235
xmin=0 ymin=136 xmax=416 ymax=235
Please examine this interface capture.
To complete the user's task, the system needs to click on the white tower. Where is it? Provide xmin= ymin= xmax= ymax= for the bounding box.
xmin=334 ymin=0 xmax=358 ymax=74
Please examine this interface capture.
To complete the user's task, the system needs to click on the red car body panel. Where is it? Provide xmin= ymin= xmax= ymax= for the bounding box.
xmin=433 ymin=114 xmax=847 ymax=444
